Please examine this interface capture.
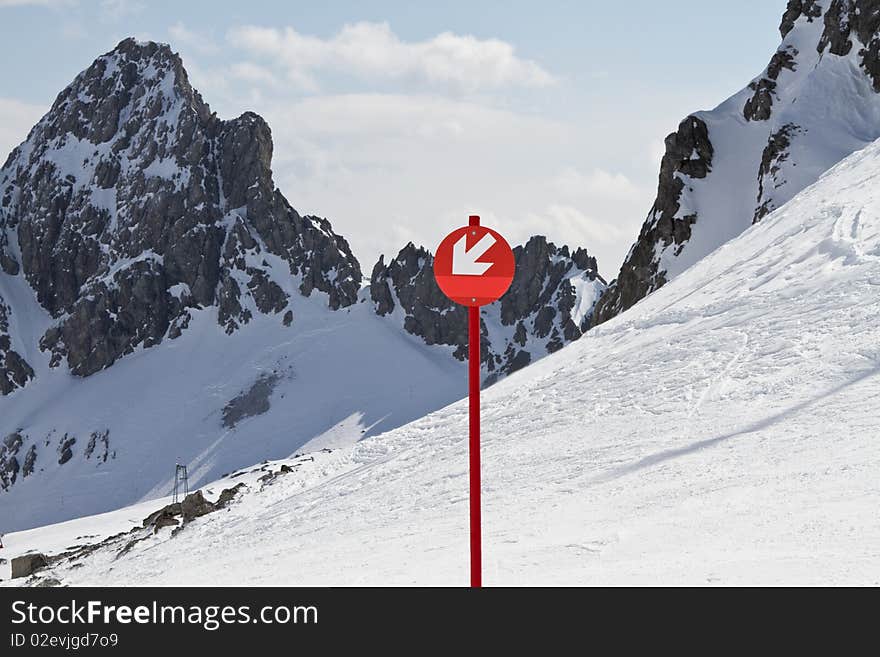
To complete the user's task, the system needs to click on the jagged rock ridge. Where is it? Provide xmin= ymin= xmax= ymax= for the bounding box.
xmin=370 ymin=236 xmax=606 ymax=380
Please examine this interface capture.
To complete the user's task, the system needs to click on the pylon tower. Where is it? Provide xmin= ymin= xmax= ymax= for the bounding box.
xmin=172 ymin=462 xmax=189 ymax=504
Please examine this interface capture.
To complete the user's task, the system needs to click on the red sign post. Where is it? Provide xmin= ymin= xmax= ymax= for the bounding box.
xmin=434 ymin=215 xmax=515 ymax=587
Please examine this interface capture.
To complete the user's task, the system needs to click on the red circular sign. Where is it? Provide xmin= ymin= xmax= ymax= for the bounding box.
xmin=434 ymin=220 xmax=515 ymax=307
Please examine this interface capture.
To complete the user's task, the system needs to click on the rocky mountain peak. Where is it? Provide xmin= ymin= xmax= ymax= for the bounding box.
xmin=34 ymin=38 xmax=207 ymax=150
xmin=0 ymin=39 xmax=361 ymax=386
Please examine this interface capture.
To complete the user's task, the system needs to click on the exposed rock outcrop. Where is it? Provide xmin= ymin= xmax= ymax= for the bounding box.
xmin=592 ymin=116 xmax=712 ymax=324
xmin=818 ymin=0 xmax=880 ymax=92
xmin=180 ymin=490 xmax=214 ymax=520
xmin=754 ymin=123 xmax=804 ymax=222
xmin=744 ymin=47 xmax=798 ymax=122
xmin=0 ymin=300 xmax=33 ymax=395
xmin=593 ymin=0 xmax=880 ymax=327
xmin=0 ymin=432 xmax=23 ymax=490
xmin=11 ymin=553 xmax=48 ymax=579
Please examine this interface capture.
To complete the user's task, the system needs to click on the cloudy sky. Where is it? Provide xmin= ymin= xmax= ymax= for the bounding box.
xmin=0 ymin=0 xmax=785 ymax=277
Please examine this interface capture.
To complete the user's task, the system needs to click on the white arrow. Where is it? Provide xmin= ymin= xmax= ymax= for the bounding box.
xmin=452 ymin=231 xmax=496 ymax=276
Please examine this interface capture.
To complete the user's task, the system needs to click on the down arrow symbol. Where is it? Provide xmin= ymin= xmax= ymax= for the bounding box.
xmin=452 ymin=232 xmax=496 ymax=276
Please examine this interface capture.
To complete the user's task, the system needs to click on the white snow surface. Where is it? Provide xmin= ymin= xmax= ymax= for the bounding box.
xmin=0 ymin=286 xmax=467 ymax=532
xmin=4 ymin=134 xmax=880 ymax=586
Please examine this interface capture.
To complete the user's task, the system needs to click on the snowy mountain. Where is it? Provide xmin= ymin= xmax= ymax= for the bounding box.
xmin=4 ymin=129 xmax=880 ymax=586
xmin=0 ymin=39 xmax=362 ymax=383
xmin=593 ymin=0 xmax=880 ymax=324
xmin=0 ymin=39 xmax=604 ymax=531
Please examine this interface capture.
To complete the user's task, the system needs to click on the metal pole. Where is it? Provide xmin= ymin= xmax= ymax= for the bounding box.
xmin=468 ymin=217 xmax=482 ymax=588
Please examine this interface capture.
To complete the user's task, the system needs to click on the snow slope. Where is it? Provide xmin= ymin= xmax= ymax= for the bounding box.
xmin=0 ymin=286 xmax=466 ymax=533
xmin=4 ymin=136 xmax=880 ymax=585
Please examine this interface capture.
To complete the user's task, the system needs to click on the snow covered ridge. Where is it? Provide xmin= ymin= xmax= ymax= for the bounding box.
xmin=5 ymin=135 xmax=880 ymax=585
xmin=594 ymin=0 xmax=880 ymax=325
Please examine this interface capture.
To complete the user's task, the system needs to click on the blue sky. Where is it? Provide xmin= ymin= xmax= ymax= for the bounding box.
xmin=0 ymin=0 xmax=786 ymax=274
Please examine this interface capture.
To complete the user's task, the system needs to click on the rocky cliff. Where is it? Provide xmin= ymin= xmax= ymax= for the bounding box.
xmin=593 ymin=0 xmax=880 ymax=325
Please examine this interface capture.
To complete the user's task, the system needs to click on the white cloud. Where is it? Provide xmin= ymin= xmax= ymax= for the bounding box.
xmin=229 ymin=62 xmax=281 ymax=88
xmin=226 ymin=22 xmax=555 ymax=92
xmin=270 ymin=93 xmax=564 ymax=142
xmin=0 ymin=97 xmax=47 ymax=162
xmin=524 ymin=204 xmax=632 ymax=246
xmin=169 ymin=21 xmax=219 ymax=55
xmin=178 ymin=58 xmax=230 ymax=97
xmin=553 ymin=167 xmax=639 ymax=201
xmin=231 ymin=93 xmax=562 ymax=264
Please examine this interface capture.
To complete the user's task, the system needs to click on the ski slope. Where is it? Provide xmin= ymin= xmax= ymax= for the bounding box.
xmin=4 ymin=137 xmax=880 ymax=585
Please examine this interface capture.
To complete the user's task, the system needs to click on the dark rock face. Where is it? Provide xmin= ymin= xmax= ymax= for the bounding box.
xmin=817 ymin=0 xmax=880 ymax=92
xmin=371 ymin=236 xmax=605 ymax=380
xmin=11 ymin=552 xmax=48 ymax=579
xmin=780 ymin=0 xmax=822 ymax=38
xmin=142 ymin=502 xmax=181 ymax=528
xmin=0 ymin=300 xmax=33 ymax=395
xmin=222 ymin=371 xmax=283 ymax=428
xmin=141 ymin=484 xmax=241 ymax=534
xmin=22 ymin=444 xmax=37 ymax=477
xmin=180 ymin=490 xmax=215 ymax=521
xmin=84 ymin=429 xmax=111 ymax=462
xmin=501 ymin=238 xmax=601 ymax=350
xmin=744 ymin=47 xmax=798 ymax=122
xmin=754 ymin=123 xmax=803 ymax=222
xmin=370 ymin=245 xmax=469 ymax=361
xmin=152 ymin=510 xmax=181 ymax=532
xmin=0 ymin=432 xmax=23 ymax=490
xmin=141 ymin=490 xmax=219 ymax=530
xmin=0 ymin=38 xmax=361 ymax=386
xmin=592 ymin=116 xmax=712 ymax=325
xmin=57 ymin=434 xmax=76 ymax=465
xmin=215 ymin=482 xmax=246 ymax=508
